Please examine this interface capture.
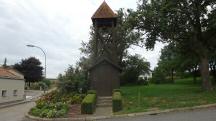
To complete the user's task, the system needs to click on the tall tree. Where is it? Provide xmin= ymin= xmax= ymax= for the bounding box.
xmin=14 ymin=57 xmax=43 ymax=86
xmin=158 ymin=43 xmax=178 ymax=82
xmin=157 ymin=43 xmax=200 ymax=83
xmin=210 ymin=52 xmax=216 ymax=83
xmin=2 ymin=58 xmax=8 ymax=68
xmin=134 ymin=0 xmax=216 ymax=90
xmin=121 ymin=54 xmax=150 ymax=84
xmin=57 ymin=65 xmax=88 ymax=93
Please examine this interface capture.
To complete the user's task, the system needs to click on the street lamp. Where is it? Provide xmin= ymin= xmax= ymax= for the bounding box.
xmin=26 ymin=44 xmax=46 ymax=78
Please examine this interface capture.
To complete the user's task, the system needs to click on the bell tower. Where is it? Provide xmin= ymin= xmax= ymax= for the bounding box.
xmin=89 ymin=1 xmax=121 ymax=96
xmin=91 ymin=1 xmax=118 ymax=64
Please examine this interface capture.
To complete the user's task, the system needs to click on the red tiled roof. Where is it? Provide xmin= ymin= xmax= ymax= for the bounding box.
xmin=0 ymin=67 xmax=24 ymax=80
xmin=92 ymin=1 xmax=117 ymax=19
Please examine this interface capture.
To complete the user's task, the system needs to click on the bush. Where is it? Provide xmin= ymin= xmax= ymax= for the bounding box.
xmin=87 ymin=90 xmax=96 ymax=94
xmin=57 ymin=80 xmax=78 ymax=94
xmin=69 ymin=94 xmax=84 ymax=104
xmin=29 ymin=83 xmax=41 ymax=90
xmin=36 ymin=92 xmax=55 ymax=104
xmin=55 ymin=102 xmax=68 ymax=110
xmin=137 ymin=78 xmax=149 ymax=85
xmin=30 ymin=86 xmax=86 ymax=118
xmin=57 ymin=66 xmax=89 ymax=94
xmin=81 ymin=93 xmax=96 ymax=114
xmin=113 ymin=89 xmax=121 ymax=93
xmin=55 ymin=109 xmax=67 ymax=117
xmin=38 ymin=79 xmax=51 ymax=91
xmin=46 ymin=109 xmax=57 ymax=118
xmin=151 ymin=67 xmax=176 ymax=84
xmin=120 ymin=69 xmax=139 ymax=85
xmin=36 ymin=99 xmax=47 ymax=109
xmin=37 ymin=90 xmax=85 ymax=105
xmin=30 ymin=107 xmax=41 ymax=116
xmin=42 ymin=79 xmax=51 ymax=88
xmin=40 ymin=109 xmax=50 ymax=118
xmin=151 ymin=68 xmax=166 ymax=84
xmin=112 ymin=92 xmax=122 ymax=112
xmin=120 ymin=54 xmax=151 ymax=85
xmin=29 ymin=102 xmax=69 ymax=118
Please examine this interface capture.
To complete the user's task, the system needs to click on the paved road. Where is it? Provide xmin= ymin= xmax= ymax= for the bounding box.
xmin=0 ymin=102 xmax=35 ymax=121
xmin=100 ymin=108 xmax=216 ymax=121
xmin=0 ymin=90 xmax=43 ymax=121
xmin=25 ymin=90 xmax=44 ymax=101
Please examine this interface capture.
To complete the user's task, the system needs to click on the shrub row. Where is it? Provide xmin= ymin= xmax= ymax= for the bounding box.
xmin=87 ymin=90 xmax=96 ymax=94
xmin=81 ymin=92 xmax=96 ymax=114
xmin=113 ymin=89 xmax=121 ymax=93
xmin=112 ymin=90 xmax=122 ymax=112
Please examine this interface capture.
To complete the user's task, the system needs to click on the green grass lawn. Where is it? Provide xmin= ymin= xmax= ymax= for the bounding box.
xmin=118 ymin=78 xmax=216 ymax=114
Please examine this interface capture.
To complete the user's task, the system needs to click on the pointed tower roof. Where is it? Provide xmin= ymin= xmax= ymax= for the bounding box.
xmin=92 ymin=1 xmax=117 ymax=19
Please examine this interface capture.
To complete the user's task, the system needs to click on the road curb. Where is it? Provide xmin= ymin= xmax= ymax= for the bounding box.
xmin=25 ymin=103 xmax=216 ymax=121
xmin=0 ymin=100 xmax=32 ymax=109
xmin=112 ymin=103 xmax=216 ymax=118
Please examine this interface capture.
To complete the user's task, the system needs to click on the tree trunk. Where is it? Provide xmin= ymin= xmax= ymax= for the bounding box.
xmin=28 ymin=81 xmax=31 ymax=88
xmin=200 ymin=57 xmax=212 ymax=90
xmin=193 ymin=71 xmax=197 ymax=84
xmin=213 ymin=67 xmax=216 ymax=84
xmin=212 ymin=71 xmax=216 ymax=85
xmin=171 ymin=68 xmax=174 ymax=83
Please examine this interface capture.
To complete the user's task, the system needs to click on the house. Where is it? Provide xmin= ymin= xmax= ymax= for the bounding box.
xmin=89 ymin=58 xmax=121 ymax=96
xmin=0 ymin=67 xmax=25 ymax=104
xmin=139 ymin=71 xmax=153 ymax=81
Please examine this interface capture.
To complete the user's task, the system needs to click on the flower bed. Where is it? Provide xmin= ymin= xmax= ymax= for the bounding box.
xmin=37 ymin=90 xmax=85 ymax=104
xmin=29 ymin=90 xmax=85 ymax=118
xmin=30 ymin=102 xmax=69 ymax=118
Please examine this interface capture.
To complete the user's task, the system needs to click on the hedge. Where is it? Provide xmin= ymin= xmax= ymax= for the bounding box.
xmin=87 ymin=90 xmax=96 ymax=94
xmin=112 ymin=91 xmax=122 ymax=112
xmin=113 ymin=89 xmax=121 ymax=93
xmin=81 ymin=93 xmax=96 ymax=114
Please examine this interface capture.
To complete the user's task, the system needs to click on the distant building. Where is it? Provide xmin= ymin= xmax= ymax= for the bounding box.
xmin=139 ymin=71 xmax=153 ymax=81
xmin=0 ymin=67 xmax=25 ymax=104
xmin=46 ymin=78 xmax=58 ymax=82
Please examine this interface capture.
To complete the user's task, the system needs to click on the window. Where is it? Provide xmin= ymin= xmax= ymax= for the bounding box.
xmin=2 ymin=90 xmax=7 ymax=97
xmin=13 ymin=90 xmax=18 ymax=96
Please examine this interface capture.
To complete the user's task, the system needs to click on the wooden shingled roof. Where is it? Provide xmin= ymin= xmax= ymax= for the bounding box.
xmin=92 ymin=1 xmax=117 ymax=19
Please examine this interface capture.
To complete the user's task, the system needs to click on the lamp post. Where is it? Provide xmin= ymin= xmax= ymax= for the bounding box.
xmin=26 ymin=44 xmax=46 ymax=78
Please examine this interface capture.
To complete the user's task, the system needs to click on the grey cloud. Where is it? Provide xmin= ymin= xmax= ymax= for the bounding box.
xmin=0 ymin=0 xmax=163 ymax=78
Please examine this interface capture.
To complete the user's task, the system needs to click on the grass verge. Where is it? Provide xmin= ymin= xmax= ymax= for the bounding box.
xmin=117 ymin=78 xmax=216 ymax=114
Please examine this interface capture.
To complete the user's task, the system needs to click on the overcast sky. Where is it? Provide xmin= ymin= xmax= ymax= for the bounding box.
xmin=0 ymin=0 xmax=164 ymax=78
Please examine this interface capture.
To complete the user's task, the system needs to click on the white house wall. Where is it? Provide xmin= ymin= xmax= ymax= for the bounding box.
xmin=0 ymin=78 xmax=25 ymax=104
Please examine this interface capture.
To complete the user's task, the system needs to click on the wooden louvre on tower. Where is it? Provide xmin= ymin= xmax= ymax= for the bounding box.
xmin=92 ymin=1 xmax=117 ymax=27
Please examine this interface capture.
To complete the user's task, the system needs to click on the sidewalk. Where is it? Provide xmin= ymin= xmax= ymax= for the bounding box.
xmin=0 ymin=89 xmax=45 ymax=109
xmin=94 ymin=107 xmax=112 ymax=117
xmin=0 ymin=100 xmax=31 ymax=109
